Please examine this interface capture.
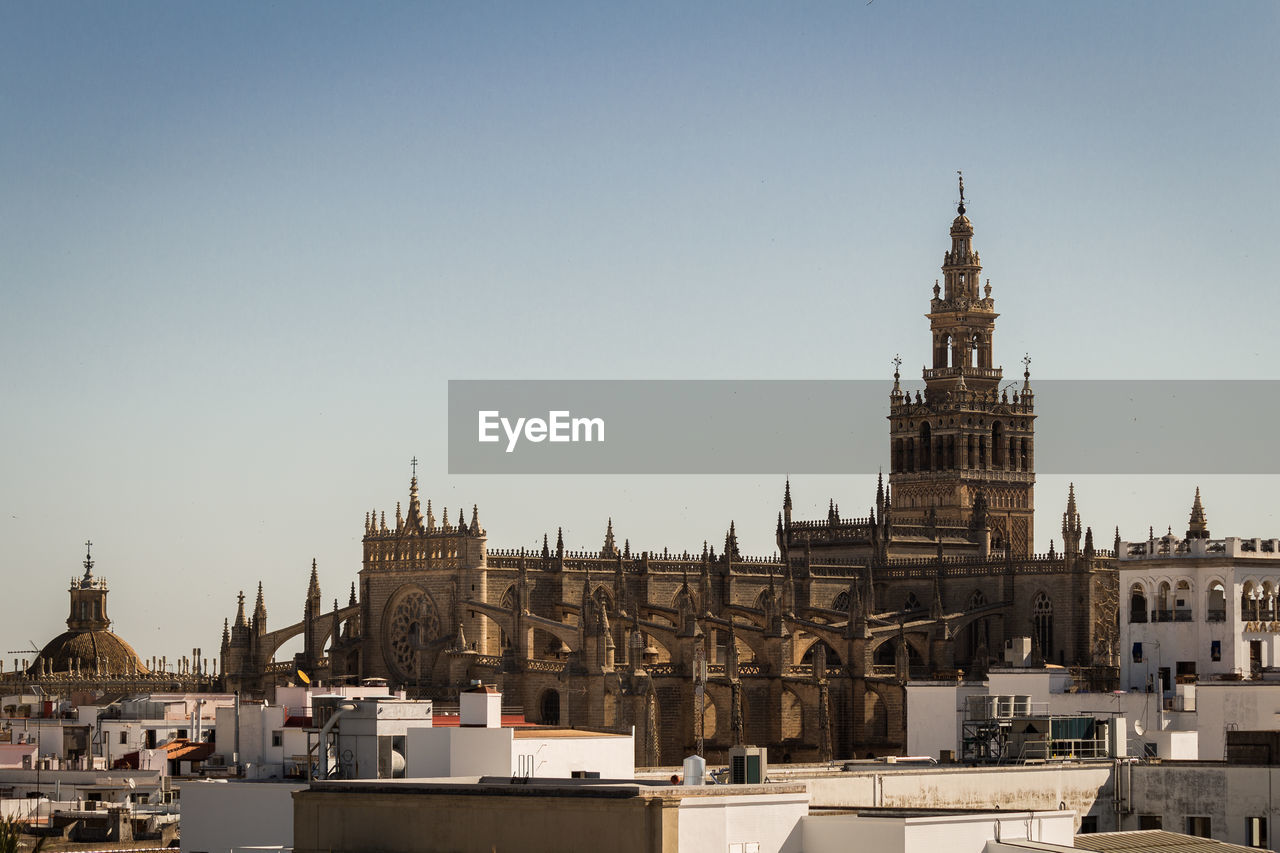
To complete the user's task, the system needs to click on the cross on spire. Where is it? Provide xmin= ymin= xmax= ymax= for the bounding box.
xmin=410 ymin=456 xmax=418 ymax=478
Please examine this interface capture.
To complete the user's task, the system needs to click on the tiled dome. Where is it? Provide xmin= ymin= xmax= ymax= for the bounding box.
xmin=31 ymin=629 xmax=148 ymax=676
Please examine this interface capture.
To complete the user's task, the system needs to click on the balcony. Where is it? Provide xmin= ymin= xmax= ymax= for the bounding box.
xmin=1129 ymin=610 xmax=1148 ymax=624
xmin=1174 ymin=610 xmax=1193 ymax=623
xmin=1206 ymin=609 xmax=1227 ymax=623
xmin=1153 ymin=609 xmax=1173 ymax=623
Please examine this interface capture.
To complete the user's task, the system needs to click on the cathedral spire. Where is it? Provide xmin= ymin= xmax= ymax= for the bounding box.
xmin=601 ymin=517 xmax=619 ymax=558
xmin=724 ymin=521 xmax=740 ymax=562
xmin=1062 ymin=483 xmax=1082 ymax=556
xmin=308 ymin=558 xmax=320 ymax=599
xmin=1187 ymin=487 xmax=1210 ymax=539
xmin=253 ymin=581 xmax=267 ymax=625
xmin=235 ymin=591 xmax=247 ymax=628
xmin=405 ymin=459 xmax=425 ymax=531
xmin=349 ymin=581 xmax=357 ymax=607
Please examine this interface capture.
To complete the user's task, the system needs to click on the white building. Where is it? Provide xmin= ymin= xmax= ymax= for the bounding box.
xmin=1119 ymin=490 xmax=1280 ymax=692
xmin=210 ymin=683 xmax=404 ymax=779
xmin=406 ymin=684 xmax=634 ymax=779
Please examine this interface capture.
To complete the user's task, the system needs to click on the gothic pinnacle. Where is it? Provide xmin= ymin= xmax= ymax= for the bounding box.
xmin=1187 ymin=486 xmax=1209 ymax=539
xmin=308 ymin=559 xmax=320 ymax=598
xmin=783 ymin=477 xmax=792 ymax=510
xmin=602 ymin=517 xmax=617 ymax=557
xmin=349 ymin=582 xmax=357 ymax=607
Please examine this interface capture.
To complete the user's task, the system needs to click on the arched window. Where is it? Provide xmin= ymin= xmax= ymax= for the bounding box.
xmin=1033 ymin=592 xmax=1053 ymax=659
xmin=832 ymin=590 xmax=851 ymax=613
xmin=498 ymin=586 xmax=516 ymax=652
xmin=1129 ymin=584 xmax=1148 ymax=623
xmin=919 ymin=422 xmax=933 ymax=472
xmin=1264 ymin=582 xmax=1276 ymax=621
xmin=1243 ymin=582 xmax=1259 ymax=621
xmin=903 ymin=592 xmax=921 ymax=612
xmin=992 ymin=422 xmax=1005 ymax=468
xmin=1207 ymin=582 xmax=1226 ymax=622
xmin=967 ymin=590 xmax=989 ymax=661
xmin=1174 ymin=580 xmax=1192 ymax=622
xmin=1156 ymin=582 xmax=1172 ymax=622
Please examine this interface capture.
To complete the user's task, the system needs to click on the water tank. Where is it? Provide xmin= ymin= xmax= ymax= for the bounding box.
xmin=683 ymin=755 xmax=706 ymax=786
xmin=996 ymin=695 xmax=1014 ymax=718
xmin=1013 ymin=695 xmax=1032 ymax=716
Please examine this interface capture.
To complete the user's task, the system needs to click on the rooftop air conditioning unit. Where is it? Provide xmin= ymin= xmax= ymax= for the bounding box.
xmin=729 ymin=746 xmax=767 ymax=784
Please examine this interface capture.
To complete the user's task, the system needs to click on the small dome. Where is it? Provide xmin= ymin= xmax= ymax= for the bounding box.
xmin=30 ymin=630 xmax=149 ymax=676
xmin=951 ymin=214 xmax=973 ymax=232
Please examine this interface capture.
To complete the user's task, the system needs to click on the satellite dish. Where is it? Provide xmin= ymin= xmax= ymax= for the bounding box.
xmin=1133 ymin=719 xmax=1146 ymax=736
xmin=297 ymin=670 xmax=311 ymax=685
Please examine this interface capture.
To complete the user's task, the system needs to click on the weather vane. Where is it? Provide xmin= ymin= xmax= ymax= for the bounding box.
xmin=957 ymin=171 xmax=966 ymax=215
xmin=892 ymin=354 xmax=902 ymax=376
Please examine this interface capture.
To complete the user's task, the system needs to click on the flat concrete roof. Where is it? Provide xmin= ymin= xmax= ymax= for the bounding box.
xmin=511 ymin=728 xmax=629 ymax=739
xmin=306 ymin=777 xmax=807 ymax=800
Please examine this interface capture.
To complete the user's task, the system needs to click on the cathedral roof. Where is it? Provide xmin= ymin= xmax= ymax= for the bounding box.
xmin=30 ymin=629 xmax=149 ymax=676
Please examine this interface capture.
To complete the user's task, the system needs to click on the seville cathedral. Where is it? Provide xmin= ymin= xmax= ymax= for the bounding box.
xmin=219 ymin=183 xmax=1121 ymax=765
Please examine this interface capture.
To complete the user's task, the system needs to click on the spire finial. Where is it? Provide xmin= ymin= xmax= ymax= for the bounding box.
xmin=410 ymin=455 xmax=418 ymax=479
xmin=957 ymin=170 xmax=966 ymax=216
xmin=82 ymin=540 xmax=95 ymax=580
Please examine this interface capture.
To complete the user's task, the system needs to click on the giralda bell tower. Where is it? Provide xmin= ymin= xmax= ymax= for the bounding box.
xmin=888 ymin=175 xmax=1036 ymax=557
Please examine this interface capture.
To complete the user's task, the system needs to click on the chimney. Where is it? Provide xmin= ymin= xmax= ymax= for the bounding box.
xmin=460 ymin=682 xmax=502 ymax=728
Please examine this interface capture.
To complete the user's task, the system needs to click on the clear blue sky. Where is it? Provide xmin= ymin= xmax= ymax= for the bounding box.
xmin=2 ymin=2 xmax=1277 ymax=663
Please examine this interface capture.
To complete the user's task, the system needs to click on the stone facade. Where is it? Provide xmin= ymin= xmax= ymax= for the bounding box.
xmin=220 ymin=184 xmax=1119 ymax=765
